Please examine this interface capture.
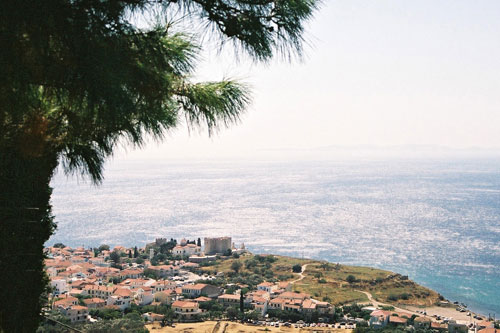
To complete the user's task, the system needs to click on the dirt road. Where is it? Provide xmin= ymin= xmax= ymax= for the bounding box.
xmin=357 ymin=290 xmax=422 ymax=318
xmin=291 ymin=264 xmax=309 ymax=285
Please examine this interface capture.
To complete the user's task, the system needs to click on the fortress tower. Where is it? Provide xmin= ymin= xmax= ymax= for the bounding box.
xmin=204 ymin=237 xmax=231 ymax=255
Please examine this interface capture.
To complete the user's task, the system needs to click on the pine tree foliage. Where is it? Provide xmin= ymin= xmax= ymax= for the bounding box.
xmin=1 ymin=0 xmax=320 ymax=182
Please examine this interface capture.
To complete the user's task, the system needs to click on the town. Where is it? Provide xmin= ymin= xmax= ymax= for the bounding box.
xmin=43 ymin=237 xmax=499 ymax=333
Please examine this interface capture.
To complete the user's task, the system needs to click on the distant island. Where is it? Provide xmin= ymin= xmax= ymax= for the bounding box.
xmin=42 ymin=237 xmax=499 ymax=332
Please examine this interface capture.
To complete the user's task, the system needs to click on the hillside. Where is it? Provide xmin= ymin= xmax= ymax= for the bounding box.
xmin=200 ymin=253 xmax=440 ymax=306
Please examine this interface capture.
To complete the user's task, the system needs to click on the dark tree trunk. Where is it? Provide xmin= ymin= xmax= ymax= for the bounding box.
xmin=0 ymin=149 xmax=58 ymax=332
xmin=240 ymin=290 xmax=244 ymax=313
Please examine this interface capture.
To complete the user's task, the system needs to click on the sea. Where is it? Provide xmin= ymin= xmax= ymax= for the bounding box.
xmin=48 ymin=156 xmax=500 ymax=316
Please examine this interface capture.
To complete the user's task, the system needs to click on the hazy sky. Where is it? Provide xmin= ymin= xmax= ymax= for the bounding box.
xmin=121 ymin=0 xmax=500 ymax=160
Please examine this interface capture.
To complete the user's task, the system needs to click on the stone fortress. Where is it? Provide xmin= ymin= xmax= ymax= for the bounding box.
xmin=203 ymin=237 xmax=232 ymax=255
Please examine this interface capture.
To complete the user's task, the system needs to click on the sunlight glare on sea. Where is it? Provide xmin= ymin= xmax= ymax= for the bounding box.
xmin=49 ymin=158 xmax=500 ymax=316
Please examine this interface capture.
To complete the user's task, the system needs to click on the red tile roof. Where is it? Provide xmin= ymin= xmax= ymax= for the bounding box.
xmin=389 ymin=316 xmax=408 ymax=324
xmin=478 ymin=329 xmax=500 ymax=333
xmin=218 ymin=294 xmax=240 ymax=300
xmin=83 ymin=298 xmax=106 ymax=305
xmin=172 ymin=300 xmax=198 ymax=308
xmin=183 ymin=283 xmax=207 ymax=290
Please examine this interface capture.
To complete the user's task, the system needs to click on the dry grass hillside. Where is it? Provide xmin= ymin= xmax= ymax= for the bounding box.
xmin=200 ymin=254 xmax=440 ymax=306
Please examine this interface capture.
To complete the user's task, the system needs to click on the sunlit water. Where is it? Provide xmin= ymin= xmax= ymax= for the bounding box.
xmin=49 ymin=158 xmax=500 ymax=316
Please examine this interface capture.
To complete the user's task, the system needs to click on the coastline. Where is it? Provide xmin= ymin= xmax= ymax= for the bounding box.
xmin=44 ymin=241 xmax=498 ymax=333
xmin=198 ymin=252 xmax=495 ymax=323
xmin=357 ymin=290 xmax=488 ymax=325
xmin=46 ymin=238 xmax=496 ymax=319
xmin=260 ymin=253 xmax=499 ymax=319
xmin=254 ymin=254 xmax=494 ymax=322
xmin=47 ymin=240 xmax=496 ymax=319
xmin=48 ymin=158 xmax=500 ymax=318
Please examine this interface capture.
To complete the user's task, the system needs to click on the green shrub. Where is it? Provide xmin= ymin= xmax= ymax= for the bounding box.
xmin=346 ymin=275 xmax=356 ymax=283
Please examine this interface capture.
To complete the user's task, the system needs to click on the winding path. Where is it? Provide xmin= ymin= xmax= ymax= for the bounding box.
xmin=358 ymin=290 xmax=427 ymax=319
xmin=287 ymin=266 xmax=435 ymax=322
xmin=358 ymin=290 xmax=384 ymax=308
xmin=291 ymin=264 xmax=309 ymax=284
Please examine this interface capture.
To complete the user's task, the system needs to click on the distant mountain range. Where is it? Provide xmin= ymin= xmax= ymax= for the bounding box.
xmin=256 ymin=144 xmax=500 ymax=160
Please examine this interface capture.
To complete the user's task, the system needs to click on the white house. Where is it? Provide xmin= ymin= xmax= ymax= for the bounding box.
xmin=46 ymin=266 xmax=58 ymax=278
xmin=119 ymin=278 xmax=154 ymax=290
xmin=142 ymin=312 xmax=165 ymax=322
xmin=147 ymin=265 xmax=179 ymax=278
xmin=106 ymin=288 xmax=133 ymax=310
xmin=82 ymin=285 xmax=116 ymax=298
xmin=50 ymin=278 xmax=69 ymax=296
xmin=135 ymin=287 xmax=154 ymax=306
xmin=181 ymin=283 xmax=221 ymax=298
xmin=59 ymin=305 xmax=88 ymax=323
xmin=257 ymin=282 xmax=276 ymax=294
xmin=153 ymin=280 xmax=177 ymax=292
xmin=172 ymin=244 xmax=201 ymax=257
xmin=171 ymin=300 xmax=201 ymax=319
xmin=369 ymin=310 xmax=391 ymax=328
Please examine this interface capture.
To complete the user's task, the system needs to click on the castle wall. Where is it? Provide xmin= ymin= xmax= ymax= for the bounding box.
xmin=204 ymin=237 xmax=231 ymax=255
